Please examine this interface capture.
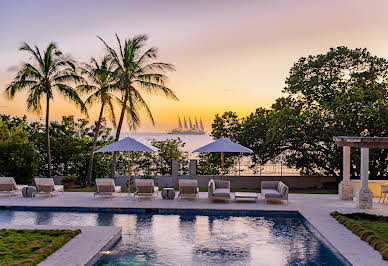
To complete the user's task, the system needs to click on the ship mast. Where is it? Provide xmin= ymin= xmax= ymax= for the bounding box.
xmin=184 ymin=117 xmax=188 ymax=129
xmin=200 ymin=118 xmax=204 ymax=131
xmin=178 ymin=116 xmax=183 ymax=129
xmin=189 ymin=117 xmax=193 ymax=129
xmin=195 ymin=117 xmax=199 ymax=130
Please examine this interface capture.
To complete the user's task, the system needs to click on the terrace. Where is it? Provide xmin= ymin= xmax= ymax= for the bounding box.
xmin=1 ymin=190 xmax=388 ymax=265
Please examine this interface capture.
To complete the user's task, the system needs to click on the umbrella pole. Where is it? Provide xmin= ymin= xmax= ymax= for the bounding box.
xmin=128 ymin=152 xmax=131 ymax=193
xmin=221 ymin=152 xmax=224 ymax=181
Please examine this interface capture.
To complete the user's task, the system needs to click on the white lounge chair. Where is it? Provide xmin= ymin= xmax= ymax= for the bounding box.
xmin=261 ymin=181 xmax=289 ymax=204
xmin=178 ymin=179 xmax=199 ymax=199
xmin=134 ymin=179 xmax=158 ymax=198
xmin=208 ymin=179 xmax=231 ymax=201
xmin=34 ymin=178 xmax=64 ymax=197
xmin=0 ymin=177 xmax=27 ymax=196
xmin=94 ymin=178 xmax=121 ymax=199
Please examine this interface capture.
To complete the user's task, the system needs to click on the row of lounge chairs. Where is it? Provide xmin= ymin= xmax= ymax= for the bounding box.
xmin=0 ymin=176 xmax=289 ymax=203
xmin=0 ymin=177 xmax=64 ymax=197
xmin=94 ymin=178 xmax=289 ymax=203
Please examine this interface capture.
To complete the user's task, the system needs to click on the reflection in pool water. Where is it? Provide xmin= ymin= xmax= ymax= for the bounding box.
xmin=0 ymin=210 xmax=348 ymax=266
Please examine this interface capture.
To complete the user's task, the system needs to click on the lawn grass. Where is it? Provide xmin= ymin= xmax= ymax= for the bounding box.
xmin=0 ymin=229 xmax=80 ymax=266
xmin=331 ymin=212 xmax=388 ymax=260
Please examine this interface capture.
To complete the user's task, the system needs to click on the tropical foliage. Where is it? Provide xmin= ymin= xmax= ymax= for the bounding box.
xmin=212 ymin=47 xmax=388 ymax=179
xmin=79 ymin=56 xmax=118 ymax=185
xmin=5 ymin=42 xmax=86 ymax=178
xmin=0 ymin=116 xmax=39 ymax=184
xmin=98 ymin=34 xmax=178 ymax=177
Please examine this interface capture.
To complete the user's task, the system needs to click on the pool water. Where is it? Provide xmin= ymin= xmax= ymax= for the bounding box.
xmin=0 ymin=210 xmax=349 ymax=266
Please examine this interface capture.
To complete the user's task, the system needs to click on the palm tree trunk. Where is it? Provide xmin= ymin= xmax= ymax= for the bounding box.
xmin=110 ymin=93 xmax=128 ymax=178
xmin=86 ymin=102 xmax=105 ymax=185
xmin=45 ymin=95 xmax=52 ymax=178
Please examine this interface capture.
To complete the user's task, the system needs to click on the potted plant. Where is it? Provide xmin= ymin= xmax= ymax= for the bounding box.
xmin=62 ymin=175 xmax=77 ymax=189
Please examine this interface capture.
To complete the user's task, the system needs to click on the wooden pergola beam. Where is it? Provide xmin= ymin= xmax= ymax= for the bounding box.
xmin=334 ymin=136 xmax=388 ymax=149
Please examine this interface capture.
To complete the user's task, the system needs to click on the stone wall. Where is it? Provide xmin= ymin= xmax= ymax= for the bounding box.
xmin=196 ymin=175 xmax=337 ymax=189
xmin=52 ymin=175 xmax=337 ymax=190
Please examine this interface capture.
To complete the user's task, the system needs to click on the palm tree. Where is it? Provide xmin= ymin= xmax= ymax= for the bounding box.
xmin=79 ymin=56 xmax=118 ymax=185
xmin=98 ymin=34 xmax=178 ymax=178
xmin=5 ymin=42 xmax=86 ymax=178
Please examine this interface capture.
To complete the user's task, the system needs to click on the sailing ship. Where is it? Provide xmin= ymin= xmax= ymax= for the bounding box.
xmin=169 ymin=116 xmax=205 ymax=134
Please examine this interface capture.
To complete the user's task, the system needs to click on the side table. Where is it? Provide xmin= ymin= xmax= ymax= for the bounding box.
xmin=22 ymin=186 xmax=36 ymax=198
xmin=161 ymin=188 xmax=175 ymax=200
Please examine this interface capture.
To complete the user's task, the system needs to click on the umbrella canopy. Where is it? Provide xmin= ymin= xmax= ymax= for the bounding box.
xmin=94 ymin=137 xmax=155 ymax=191
xmin=193 ymin=138 xmax=253 ymax=180
xmin=95 ymin=137 xmax=155 ymax=153
xmin=193 ymin=138 xmax=253 ymax=153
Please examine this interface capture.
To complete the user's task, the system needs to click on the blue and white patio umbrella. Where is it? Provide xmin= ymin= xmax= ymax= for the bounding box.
xmin=193 ymin=138 xmax=253 ymax=180
xmin=95 ymin=137 xmax=155 ymax=190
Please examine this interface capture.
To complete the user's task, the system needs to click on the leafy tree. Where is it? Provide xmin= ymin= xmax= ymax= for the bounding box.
xmin=210 ymin=47 xmax=388 ymax=179
xmin=275 ymin=46 xmax=388 ymax=178
xmin=197 ymin=152 xmax=236 ymax=175
xmin=0 ymin=117 xmax=39 ymax=184
xmin=48 ymin=116 xmax=114 ymax=184
xmin=5 ymin=42 xmax=86 ymax=178
xmin=211 ymin=109 xmax=271 ymax=167
xmin=98 ymin=34 xmax=178 ymax=177
xmin=79 ymin=56 xmax=118 ymax=185
xmin=150 ymin=138 xmax=188 ymax=175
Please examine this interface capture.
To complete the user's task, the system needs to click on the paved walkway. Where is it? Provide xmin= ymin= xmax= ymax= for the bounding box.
xmin=1 ymin=192 xmax=388 ymax=266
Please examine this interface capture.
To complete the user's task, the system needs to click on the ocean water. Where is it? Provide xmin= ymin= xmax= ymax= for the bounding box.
xmin=118 ymin=133 xmax=299 ymax=176
xmin=119 ymin=132 xmax=214 ymax=153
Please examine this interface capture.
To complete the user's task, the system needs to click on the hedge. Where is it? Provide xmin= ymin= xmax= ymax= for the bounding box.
xmin=330 ymin=211 xmax=388 ymax=261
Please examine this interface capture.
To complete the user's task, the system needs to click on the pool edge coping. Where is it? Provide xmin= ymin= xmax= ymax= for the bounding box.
xmin=0 ymin=206 xmax=351 ymax=265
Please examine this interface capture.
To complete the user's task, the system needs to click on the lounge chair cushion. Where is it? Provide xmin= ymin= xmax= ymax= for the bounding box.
xmin=261 ymin=181 xmax=288 ymax=201
xmin=0 ymin=177 xmax=18 ymax=191
xmin=214 ymin=180 xmax=230 ymax=189
xmin=135 ymin=179 xmax=158 ymax=195
xmin=54 ymin=185 xmax=64 ymax=192
xmin=96 ymin=178 xmax=116 ymax=193
xmin=278 ymin=182 xmax=288 ymax=197
xmin=213 ymin=188 xmax=231 ymax=198
xmin=262 ymin=181 xmax=278 ymax=190
xmin=179 ymin=179 xmax=198 ymax=195
xmin=208 ymin=179 xmax=215 ymax=193
xmin=35 ymin=178 xmax=56 ymax=192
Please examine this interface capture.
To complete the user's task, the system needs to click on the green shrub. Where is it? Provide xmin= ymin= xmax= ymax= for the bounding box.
xmin=351 ymin=225 xmax=361 ymax=233
xmin=62 ymin=175 xmax=77 ymax=182
xmin=366 ymin=235 xmax=380 ymax=244
xmin=382 ymin=247 xmax=388 ymax=260
xmin=373 ymin=240 xmax=386 ymax=251
xmin=332 ymin=212 xmax=388 ymax=261
xmin=360 ymin=230 xmax=375 ymax=241
xmin=337 ymin=216 xmax=346 ymax=223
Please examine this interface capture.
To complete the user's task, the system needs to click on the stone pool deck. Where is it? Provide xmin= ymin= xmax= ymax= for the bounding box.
xmin=1 ymin=192 xmax=388 ymax=266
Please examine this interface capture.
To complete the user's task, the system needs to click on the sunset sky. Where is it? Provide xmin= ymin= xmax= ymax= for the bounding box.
xmin=1 ymin=0 xmax=388 ymax=132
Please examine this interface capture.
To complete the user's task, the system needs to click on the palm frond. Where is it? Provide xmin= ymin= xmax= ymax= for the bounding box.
xmin=106 ymin=97 xmax=118 ymax=129
xmin=131 ymin=86 xmax=155 ymax=125
xmin=26 ymin=84 xmax=44 ymax=113
xmin=56 ymin=83 xmax=88 ymax=115
xmin=134 ymin=80 xmax=178 ymax=100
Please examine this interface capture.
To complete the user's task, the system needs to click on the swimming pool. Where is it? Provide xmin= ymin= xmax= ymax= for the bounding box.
xmin=0 ymin=208 xmax=350 ymax=265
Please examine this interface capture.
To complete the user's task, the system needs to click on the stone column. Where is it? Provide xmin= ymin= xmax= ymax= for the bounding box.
xmin=171 ymin=159 xmax=179 ymax=187
xmin=339 ymin=146 xmax=354 ymax=200
xmin=189 ymin=159 xmax=197 ymax=178
xmin=356 ymin=148 xmax=373 ymax=209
